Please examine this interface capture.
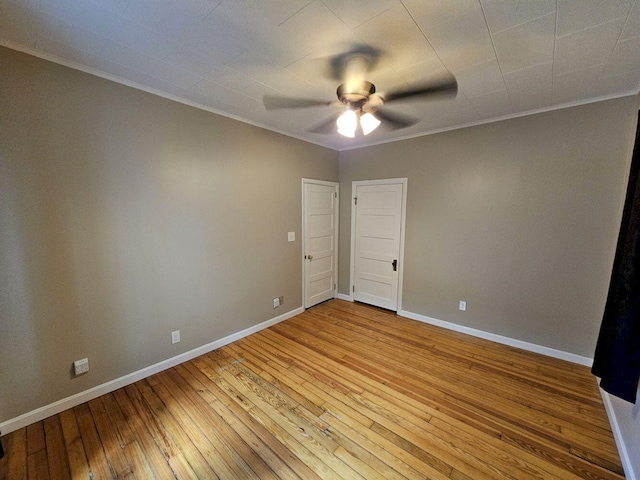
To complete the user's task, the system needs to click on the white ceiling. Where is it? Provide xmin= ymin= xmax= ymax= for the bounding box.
xmin=2 ymin=0 xmax=640 ymax=150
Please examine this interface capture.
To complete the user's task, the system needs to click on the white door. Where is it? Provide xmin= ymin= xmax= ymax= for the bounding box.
xmin=303 ymin=180 xmax=338 ymax=308
xmin=351 ymin=179 xmax=406 ymax=311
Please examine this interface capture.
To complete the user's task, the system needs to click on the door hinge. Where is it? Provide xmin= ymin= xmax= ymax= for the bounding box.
xmin=334 ymin=283 xmax=336 ymax=290
xmin=352 ymin=285 xmax=355 ymax=293
xmin=354 ymin=197 xmax=357 ymax=205
xmin=334 ymin=192 xmax=337 ymax=198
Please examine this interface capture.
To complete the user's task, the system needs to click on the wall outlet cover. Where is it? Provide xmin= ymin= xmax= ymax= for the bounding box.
xmin=288 ymin=232 xmax=295 ymax=242
xmin=171 ymin=330 xmax=180 ymax=344
xmin=273 ymin=297 xmax=280 ymax=308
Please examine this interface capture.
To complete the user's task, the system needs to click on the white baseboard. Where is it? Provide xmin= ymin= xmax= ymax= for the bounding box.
xmin=599 ymin=388 xmax=637 ymax=480
xmin=397 ymin=309 xmax=593 ymax=367
xmin=337 ymin=293 xmax=353 ymax=302
xmin=0 ymin=307 xmax=303 ymax=436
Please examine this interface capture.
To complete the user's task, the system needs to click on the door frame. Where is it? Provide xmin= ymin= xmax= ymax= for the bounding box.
xmin=302 ymin=178 xmax=339 ymax=309
xmin=350 ymin=178 xmax=407 ymax=312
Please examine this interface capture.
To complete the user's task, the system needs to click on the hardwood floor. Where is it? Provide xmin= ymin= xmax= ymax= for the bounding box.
xmin=0 ymin=300 xmax=623 ymax=479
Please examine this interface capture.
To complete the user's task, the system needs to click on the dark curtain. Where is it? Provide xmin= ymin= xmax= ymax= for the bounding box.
xmin=592 ymin=112 xmax=640 ymax=403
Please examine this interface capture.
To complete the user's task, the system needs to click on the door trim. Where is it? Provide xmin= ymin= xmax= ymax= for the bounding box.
xmin=302 ymin=179 xmax=339 ymax=309
xmin=350 ymin=178 xmax=407 ymax=312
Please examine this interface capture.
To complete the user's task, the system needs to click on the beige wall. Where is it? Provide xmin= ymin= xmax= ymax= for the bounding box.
xmin=339 ymin=96 xmax=638 ymax=357
xmin=0 ymin=47 xmax=338 ymax=423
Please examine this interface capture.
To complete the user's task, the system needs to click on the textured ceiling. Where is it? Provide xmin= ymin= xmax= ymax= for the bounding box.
xmin=2 ymin=0 xmax=640 ymax=150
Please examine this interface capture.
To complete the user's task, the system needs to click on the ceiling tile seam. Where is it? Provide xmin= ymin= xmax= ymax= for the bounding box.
xmin=485 ymin=9 xmax=558 ymax=37
xmin=553 ymin=62 xmax=609 ymax=79
xmin=317 ymin=0 xmax=351 ymax=31
xmin=33 ymin=34 xmax=100 ymax=65
xmin=224 ymin=48 xmax=250 ymax=69
xmin=478 ymin=0 xmax=514 ymax=111
xmin=505 ymin=60 xmax=553 ymax=79
xmin=34 ymin=13 xmax=111 ymax=59
xmin=212 ymin=65 xmax=257 ymax=89
xmin=104 ymin=39 xmax=205 ymax=90
xmin=96 ymin=33 xmax=109 ymax=58
xmin=320 ymin=0 xmax=394 ymax=30
xmin=601 ymin=6 xmax=638 ymax=80
xmin=221 ymin=48 xmax=297 ymax=92
xmin=338 ymin=8 xmax=413 ymax=61
xmin=395 ymin=65 xmax=424 ymax=87
xmin=117 ymin=2 xmax=217 ymax=64
xmin=398 ymin=1 xmax=455 ymax=79
xmin=279 ymin=53 xmax=357 ymax=97
xmin=202 ymin=0 xmax=224 ymax=21
xmin=121 ymin=0 xmax=133 ymax=17
xmin=620 ymin=30 xmax=640 ymax=42
xmin=454 ymin=59 xmax=509 ymax=100
xmin=454 ymin=85 xmax=484 ymax=122
xmin=237 ymin=79 xmax=288 ymax=99
xmin=280 ymin=69 xmax=326 ymax=96
xmin=555 ymin=13 xmax=631 ymax=40
xmin=237 ymin=80 xmax=268 ymax=95
xmin=277 ymin=1 xmax=315 ymax=27
xmin=55 ymin=2 xmax=184 ymax=65
xmin=282 ymin=49 xmax=320 ymax=71
xmin=221 ymin=48 xmax=320 ymax=94
xmin=35 ymin=7 xmax=119 ymax=55
xmin=406 ymin=2 xmax=478 ymax=32
xmin=563 ymin=21 xmax=629 ymax=81
xmin=239 ymin=66 xmax=318 ymax=99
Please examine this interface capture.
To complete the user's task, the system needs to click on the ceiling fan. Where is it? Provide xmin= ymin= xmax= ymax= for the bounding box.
xmin=263 ymin=46 xmax=458 ymax=138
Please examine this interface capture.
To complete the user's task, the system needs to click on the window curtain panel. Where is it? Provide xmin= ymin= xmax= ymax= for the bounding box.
xmin=592 ymin=112 xmax=640 ymax=403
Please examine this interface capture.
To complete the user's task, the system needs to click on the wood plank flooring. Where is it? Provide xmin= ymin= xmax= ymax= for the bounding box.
xmin=0 ymin=300 xmax=624 ymax=479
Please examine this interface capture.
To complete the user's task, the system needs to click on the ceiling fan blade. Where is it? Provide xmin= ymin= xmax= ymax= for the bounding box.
xmin=374 ymin=108 xmax=419 ymax=130
xmin=382 ymin=76 xmax=458 ymax=103
xmin=308 ymin=115 xmax=339 ymax=134
xmin=263 ymin=95 xmax=334 ymax=110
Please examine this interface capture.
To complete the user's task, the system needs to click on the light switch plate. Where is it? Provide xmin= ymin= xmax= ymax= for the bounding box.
xmin=74 ymin=358 xmax=89 ymax=376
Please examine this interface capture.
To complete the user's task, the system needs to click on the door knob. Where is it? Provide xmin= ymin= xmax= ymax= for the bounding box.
xmin=308 ymin=255 xmax=313 ymax=260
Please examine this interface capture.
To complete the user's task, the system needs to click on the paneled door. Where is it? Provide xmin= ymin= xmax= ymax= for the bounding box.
xmin=303 ymin=180 xmax=338 ymax=308
xmin=351 ymin=179 xmax=406 ymax=311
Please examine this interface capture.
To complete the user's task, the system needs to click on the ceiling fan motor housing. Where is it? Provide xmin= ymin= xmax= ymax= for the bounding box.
xmin=337 ymin=81 xmax=376 ymax=108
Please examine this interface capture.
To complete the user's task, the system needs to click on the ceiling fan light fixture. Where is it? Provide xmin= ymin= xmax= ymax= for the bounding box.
xmin=337 ymin=109 xmax=357 ymax=137
xmin=360 ymin=112 xmax=381 ymax=135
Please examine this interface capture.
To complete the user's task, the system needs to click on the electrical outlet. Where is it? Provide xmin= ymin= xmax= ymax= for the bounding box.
xmin=273 ymin=297 xmax=280 ymax=308
xmin=73 ymin=358 xmax=89 ymax=376
xmin=171 ymin=330 xmax=180 ymax=344
xmin=459 ymin=300 xmax=467 ymax=311
xmin=288 ymin=232 xmax=295 ymax=242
